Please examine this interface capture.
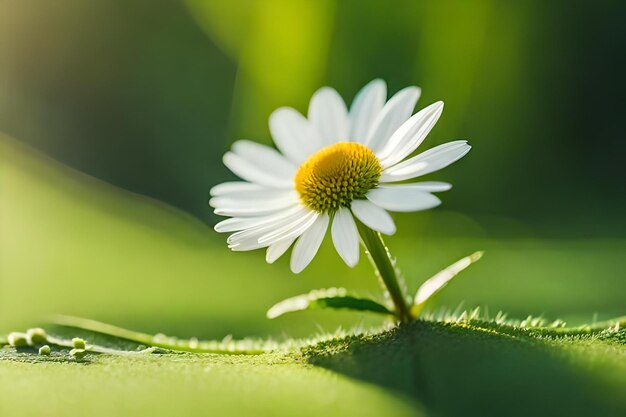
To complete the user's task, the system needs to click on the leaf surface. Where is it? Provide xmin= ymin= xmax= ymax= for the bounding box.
xmin=267 ymin=288 xmax=393 ymax=319
xmin=411 ymin=251 xmax=484 ymax=317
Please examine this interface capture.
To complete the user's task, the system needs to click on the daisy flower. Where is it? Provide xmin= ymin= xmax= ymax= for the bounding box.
xmin=210 ymin=79 xmax=471 ymax=274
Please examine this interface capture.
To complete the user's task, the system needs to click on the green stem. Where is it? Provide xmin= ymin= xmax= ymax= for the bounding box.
xmin=356 ymin=223 xmax=412 ymax=323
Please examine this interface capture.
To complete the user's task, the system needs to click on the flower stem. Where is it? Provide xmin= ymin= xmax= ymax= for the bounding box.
xmin=356 ymin=223 xmax=412 ymax=323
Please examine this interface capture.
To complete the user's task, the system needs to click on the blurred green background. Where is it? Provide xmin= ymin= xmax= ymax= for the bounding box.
xmin=1 ymin=0 xmax=625 ymax=338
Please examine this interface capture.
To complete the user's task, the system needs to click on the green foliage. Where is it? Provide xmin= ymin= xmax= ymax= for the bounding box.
xmin=263 ymin=247 xmax=483 ymax=323
xmin=1 ymin=314 xmax=625 ymax=417
xmin=303 ymin=319 xmax=626 ymax=417
xmin=266 ymin=288 xmax=393 ymax=319
xmin=411 ymin=251 xmax=484 ymax=317
xmin=52 ymin=315 xmax=274 ymax=354
xmin=356 ymin=225 xmax=412 ymax=321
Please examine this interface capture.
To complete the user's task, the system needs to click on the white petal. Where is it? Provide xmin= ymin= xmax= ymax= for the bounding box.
xmin=223 ymin=152 xmax=292 ymax=188
xmin=210 ymin=190 xmax=297 ymax=208
xmin=366 ymin=188 xmax=441 ymax=212
xmin=214 ymin=206 xmax=303 ymax=233
xmin=331 ymin=208 xmax=359 ymax=267
xmin=377 ymin=182 xmax=452 ymax=192
xmin=377 ymin=101 xmax=444 ymax=167
xmin=210 ymin=182 xmax=265 ymax=197
xmin=212 ymin=195 xmax=298 ymax=217
xmin=230 ymin=241 xmax=271 ymax=251
xmin=308 ymin=87 xmax=349 ymax=146
xmin=230 ymin=226 xmax=299 ymax=251
xmin=214 ymin=205 xmax=297 ymax=218
xmin=365 ymin=86 xmax=421 ymax=152
xmin=214 ymin=188 xmax=298 ymax=203
xmin=258 ymin=210 xmax=319 ymax=245
xmin=290 ymin=214 xmax=330 ymax=273
xmin=350 ymin=199 xmax=396 ymax=235
xmin=380 ymin=141 xmax=471 ymax=182
xmin=210 ymin=188 xmax=296 ymax=204
xmin=269 ymin=107 xmax=323 ymax=164
xmin=266 ymin=237 xmax=296 ymax=264
xmin=232 ymin=140 xmax=297 ymax=177
xmin=227 ymin=207 xmax=308 ymax=246
xmin=349 ymin=79 xmax=386 ymax=142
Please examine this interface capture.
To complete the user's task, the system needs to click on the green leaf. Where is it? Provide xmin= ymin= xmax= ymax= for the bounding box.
xmin=52 ymin=315 xmax=268 ymax=354
xmin=411 ymin=251 xmax=484 ymax=318
xmin=266 ymin=288 xmax=393 ymax=319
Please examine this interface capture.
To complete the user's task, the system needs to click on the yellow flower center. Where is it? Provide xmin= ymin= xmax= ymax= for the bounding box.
xmin=294 ymin=142 xmax=382 ymax=213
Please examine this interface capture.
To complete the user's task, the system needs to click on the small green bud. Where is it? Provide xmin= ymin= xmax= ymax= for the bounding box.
xmin=39 ymin=345 xmax=51 ymax=356
xmin=7 ymin=332 xmax=29 ymax=347
xmin=69 ymin=348 xmax=87 ymax=359
xmin=27 ymin=328 xmax=48 ymax=345
xmin=72 ymin=337 xmax=86 ymax=349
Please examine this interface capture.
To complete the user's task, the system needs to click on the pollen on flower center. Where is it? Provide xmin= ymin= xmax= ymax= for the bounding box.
xmin=294 ymin=142 xmax=382 ymax=213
